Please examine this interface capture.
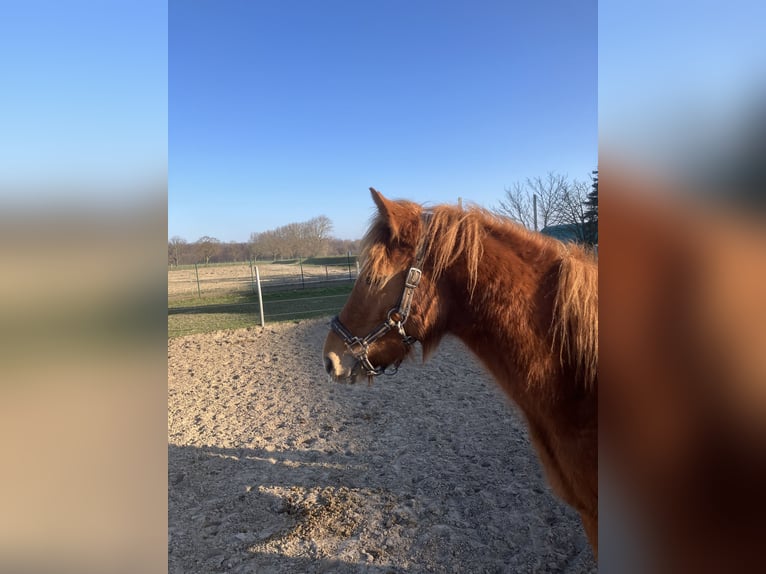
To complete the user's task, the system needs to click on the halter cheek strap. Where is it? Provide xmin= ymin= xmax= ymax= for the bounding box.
xmin=330 ymin=213 xmax=431 ymax=377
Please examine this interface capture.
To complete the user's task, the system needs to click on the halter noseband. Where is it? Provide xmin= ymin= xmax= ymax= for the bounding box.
xmin=330 ymin=214 xmax=431 ymax=378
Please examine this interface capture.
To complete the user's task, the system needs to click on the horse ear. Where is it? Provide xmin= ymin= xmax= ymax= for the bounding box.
xmin=370 ymin=187 xmax=389 ymax=215
xmin=370 ymin=187 xmax=405 ymax=238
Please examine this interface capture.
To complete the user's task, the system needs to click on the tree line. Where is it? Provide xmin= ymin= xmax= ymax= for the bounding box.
xmin=169 ymin=171 xmax=598 ymax=266
xmin=168 ymin=215 xmax=361 ymax=266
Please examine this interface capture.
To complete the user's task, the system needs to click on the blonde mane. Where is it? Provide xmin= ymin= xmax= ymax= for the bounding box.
xmin=360 ymin=200 xmax=597 ymax=387
xmin=552 ymin=248 xmax=598 ymax=387
xmin=360 ymin=202 xmax=490 ymax=293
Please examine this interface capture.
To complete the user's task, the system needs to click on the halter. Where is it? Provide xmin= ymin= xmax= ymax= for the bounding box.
xmin=330 ymin=213 xmax=431 ymax=378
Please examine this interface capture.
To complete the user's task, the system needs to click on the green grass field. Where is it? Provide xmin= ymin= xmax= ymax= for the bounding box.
xmin=302 ymin=255 xmax=358 ymax=266
xmin=168 ymin=284 xmax=354 ymax=338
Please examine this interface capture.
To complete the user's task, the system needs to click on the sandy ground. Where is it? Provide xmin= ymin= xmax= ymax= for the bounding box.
xmin=168 ymin=319 xmax=596 ymax=573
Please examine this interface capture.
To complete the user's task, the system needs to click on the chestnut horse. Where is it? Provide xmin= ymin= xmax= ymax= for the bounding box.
xmin=322 ymin=188 xmax=598 ymax=556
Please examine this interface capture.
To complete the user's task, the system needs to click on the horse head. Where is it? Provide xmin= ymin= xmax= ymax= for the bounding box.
xmin=322 ymin=188 xmax=439 ymax=383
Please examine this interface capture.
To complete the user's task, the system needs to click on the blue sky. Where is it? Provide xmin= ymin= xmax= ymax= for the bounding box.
xmin=599 ymin=1 xmax=766 ymax=175
xmin=4 ymin=1 xmax=761 ymax=241
xmin=0 ymin=0 xmax=167 ymax=196
xmin=169 ymin=0 xmax=597 ymax=241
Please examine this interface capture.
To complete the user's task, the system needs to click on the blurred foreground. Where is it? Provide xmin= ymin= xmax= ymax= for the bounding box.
xmin=600 ymin=161 xmax=766 ymax=573
xmin=0 ymin=192 xmax=168 ymax=574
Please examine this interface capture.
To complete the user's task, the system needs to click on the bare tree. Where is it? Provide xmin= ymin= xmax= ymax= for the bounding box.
xmin=495 ymin=172 xmax=571 ymax=230
xmin=278 ymin=222 xmax=303 ymax=258
xmin=169 ymin=236 xmax=187 ymax=266
xmin=556 ymin=179 xmax=590 ymax=242
xmin=253 ymin=230 xmax=280 ymax=260
xmin=496 ymin=182 xmax=535 ymax=229
xmin=527 ymin=172 xmax=571 ymax=229
xmin=250 ymin=231 xmax=269 ymax=261
xmin=303 ymin=215 xmax=333 ymax=256
xmin=196 ymin=236 xmax=220 ymax=264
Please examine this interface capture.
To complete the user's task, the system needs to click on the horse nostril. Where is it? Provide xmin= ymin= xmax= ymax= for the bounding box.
xmin=324 ymin=357 xmax=333 ymax=374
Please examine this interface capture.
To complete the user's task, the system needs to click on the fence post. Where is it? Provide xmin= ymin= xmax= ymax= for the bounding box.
xmin=299 ymin=256 xmax=305 ymax=289
xmin=347 ymin=251 xmax=352 ymax=280
xmin=249 ymin=260 xmax=256 ymax=294
xmin=325 ymin=265 xmax=329 ymax=280
xmin=355 ymin=261 xmax=360 ymax=278
xmin=194 ymin=263 xmax=201 ymax=298
xmin=255 ymin=266 xmax=265 ymax=327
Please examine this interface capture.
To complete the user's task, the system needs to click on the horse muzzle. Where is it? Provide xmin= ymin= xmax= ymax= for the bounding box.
xmin=323 ymin=349 xmax=361 ymax=383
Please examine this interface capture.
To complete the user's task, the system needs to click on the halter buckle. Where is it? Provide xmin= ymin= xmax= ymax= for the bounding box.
xmin=405 ymin=267 xmax=422 ymax=288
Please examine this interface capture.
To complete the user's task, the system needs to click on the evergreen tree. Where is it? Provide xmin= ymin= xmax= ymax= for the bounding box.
xmin=583 ymin=169 xmax=598 ymax=244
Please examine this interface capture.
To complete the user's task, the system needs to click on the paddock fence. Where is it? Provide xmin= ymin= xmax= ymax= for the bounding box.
xmin=169 ymin=257 xmax=359 ymax=299
xmin=168 ymin=257 xmax=360 ymax=337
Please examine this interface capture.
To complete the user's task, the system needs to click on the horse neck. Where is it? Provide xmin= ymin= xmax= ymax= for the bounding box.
xmin=438 ymin=229 xmax=564 ymax=404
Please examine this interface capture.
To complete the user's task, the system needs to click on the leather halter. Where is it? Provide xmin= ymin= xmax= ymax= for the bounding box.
xmin=330 ymin=214 xmax=431 ymax=378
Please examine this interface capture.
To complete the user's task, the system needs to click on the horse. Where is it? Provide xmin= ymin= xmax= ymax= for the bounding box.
xmin=322 ymin=188 xmax=598 ymax=557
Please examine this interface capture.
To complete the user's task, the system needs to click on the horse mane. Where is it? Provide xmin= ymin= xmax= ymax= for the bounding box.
xmin=361 ymin=198 xmax=598 ymax=388
xmin=552 ymin=247 xmax=598 ymax=388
